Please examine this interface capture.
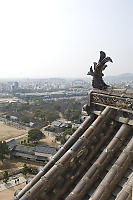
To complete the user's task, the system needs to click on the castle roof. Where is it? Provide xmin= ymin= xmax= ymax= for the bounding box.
xmin=15 ymin=88 xmax=133 ymax=200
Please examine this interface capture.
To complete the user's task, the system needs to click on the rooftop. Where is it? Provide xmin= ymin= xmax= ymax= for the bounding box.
xmin=12 ymin=144 xmax=57 ymax=156
xmin=15 ymin=88 xmax=133 ymax=200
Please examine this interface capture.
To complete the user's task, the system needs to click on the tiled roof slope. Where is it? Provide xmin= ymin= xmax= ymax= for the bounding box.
xmin=15 ymin=89 xmax=133 ymax=200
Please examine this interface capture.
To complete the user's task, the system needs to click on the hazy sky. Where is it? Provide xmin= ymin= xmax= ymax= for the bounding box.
xmin=0 ymin=0 xmax=133 ymax=78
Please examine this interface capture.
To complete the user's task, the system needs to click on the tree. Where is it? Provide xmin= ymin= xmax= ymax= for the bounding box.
xmin=3 ymin=171 xmax=9 ymax=184
xmin=54 ymin=104 xmax=61 ymax=112
xmin=6 ymin=115 xmax=10 ymax=120
xmin=60 ymin=128 xmax=73 ymax=144
xmin=34 ymin=110 xmax=46 ymax=120
xmin=46 ymin=112 xmax=59 ymax=122
xmin=64 ymin=109 xmax=80 ymax=122
xmin=28 ymin=129 xmax=44 ymax=143
xmin=69 ymin=111 xmax=80 ymax=121
xmin=21 ymin=115 xmax=30 ymax=123
xmin=0 ymin=141 xmax=10 ymax=162
xmin=22 ymin=164 xmax=29 ymax=176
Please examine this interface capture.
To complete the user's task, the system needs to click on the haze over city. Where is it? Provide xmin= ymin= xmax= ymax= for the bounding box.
xmin=0 ymin=0 xmax=133 ymax=78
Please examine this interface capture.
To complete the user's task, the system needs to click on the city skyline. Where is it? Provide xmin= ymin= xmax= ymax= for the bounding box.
xmin=0 ymin=0 xmax=133 ymax=79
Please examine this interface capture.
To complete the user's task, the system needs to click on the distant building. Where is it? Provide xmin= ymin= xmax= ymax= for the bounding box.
xmin=51 ymin=120 xmax=68 ymax=129
xmin=29 ymin=122 xmax=34 ymax=127
xmin=51 ymin=121 xmax=61 ymax=127
xmin=72 ymin=123 xmax=80 ymax=131
xmin=8 ymin=141 xmax=57 ymax=162
xmin=6 ymin=139 xmax=18 ymax=151
xmin=10 ymin=116 xmax=18 ymax=121
xmin=14 ymin=81 xmax=19 ymax=89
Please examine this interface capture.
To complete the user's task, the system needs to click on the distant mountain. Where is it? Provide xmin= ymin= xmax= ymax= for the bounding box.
xmin=105 ymin=73 xmax=133 ymax=81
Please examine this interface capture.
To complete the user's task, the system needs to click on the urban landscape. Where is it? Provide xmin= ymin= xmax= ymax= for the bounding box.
xmin=0 ymin=0 xmax=132 ymax=199
xmin=0 ymin=77 xmax=90 ymax=199
xmin=0 ymin=74 xmax=133 ymax=199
